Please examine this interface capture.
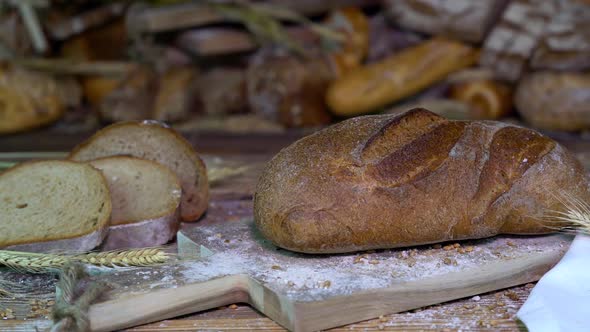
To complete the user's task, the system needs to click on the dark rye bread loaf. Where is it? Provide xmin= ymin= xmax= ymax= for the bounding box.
xmin=254 ymin=109 xmax=590 ymax=254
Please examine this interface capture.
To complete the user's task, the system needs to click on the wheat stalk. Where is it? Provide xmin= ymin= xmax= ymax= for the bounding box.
xmin=0 ymin=250 xmax=68 ymax=273
xmin=74 ymin=248 xmax=171 ymax=268
xmin=207 ymin=165 xmax=249 ymax=185
xmin=542 ymin=191 xmax=590 ymax=235
xmin=0 ymin=248 xmax=173 ymax=273
xmin=0 ymin=280 xmax=29 ymax=298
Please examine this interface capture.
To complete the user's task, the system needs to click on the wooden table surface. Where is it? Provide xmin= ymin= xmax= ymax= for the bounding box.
xmin=2 ymin=128 xmax=587 ymax=331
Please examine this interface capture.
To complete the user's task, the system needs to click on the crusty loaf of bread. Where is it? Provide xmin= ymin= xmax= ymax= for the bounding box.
xmin=0 ymin=66 xmax=65 ymax=134
xmin=515 ymin=71 xmax=590 ymax=131
xmin=69 ymin=121 xmax=209 ymax=222
xmin=0 ymin=160 xmax=111 ymax=252
xmin=254 ymin=109 xmax=590 ymax=254
xmin=89 ymin=156 xmax=181 ymax=250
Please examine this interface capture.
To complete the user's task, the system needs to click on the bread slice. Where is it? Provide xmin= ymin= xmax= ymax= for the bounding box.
xmin=0 ymin=160 xmax=111 ymax=252
xmin=69 ymin=121 xmax=209 ymax=221
xmin=88 ymin=156 xmax=181 ymax=250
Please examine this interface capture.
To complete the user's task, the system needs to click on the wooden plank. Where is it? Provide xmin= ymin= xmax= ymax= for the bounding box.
xmin=44 ymin=3 xmax=126 ymax=41
xmin=127 ymin=0 xmax=381 ymax=34
xmin=13 ymin=58 xmax=135 ymax=76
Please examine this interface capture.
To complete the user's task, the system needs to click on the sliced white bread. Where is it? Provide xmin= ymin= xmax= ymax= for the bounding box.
xmin=88 ymin=156 xmax=182 ymax=250
xmin=69 ymin=121 xmax=209 ymax=222
xmin=0 ymin=160 xmax=111 ymax=252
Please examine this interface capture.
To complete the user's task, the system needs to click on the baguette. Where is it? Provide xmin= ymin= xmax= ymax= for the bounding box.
xmin=326 ymin=38 xmax=478 ymax=116
xmin=69 ymin=121 xmax=209 ymax=222
xmin=88 ymin=156 xmax=181 ymax=250
xmin=0 ymin=160 xmax=111 ymax=252
xmin=254 ymin=108 xmax=590 ymax=254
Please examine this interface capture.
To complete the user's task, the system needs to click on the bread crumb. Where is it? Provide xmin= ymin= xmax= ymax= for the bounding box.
xmin=453 ymin=243 xmax=461 ymax=248
xmin=433 ymin=244 xmax=442 ymax=249
xmin=369 ymin=260 xmax=379 ymax=265
xmin=465 ymin=246 xmax=474 ymax=252
xmin=378 ymin=323 xmax=385 ymax=330
xmin=215 ymin=233 xmax=222 ymax=238
xmin=322 ymin=280 xmax=332 ymax=288
xmin=497 ymin=301 xmax=505 ymax=307
xmin=379 ymin=315 xmax=388 ymax=322
xmin=505 ymin=291 xmax=519 ymax=301
xmin=525 ymin=283 xmax=535 ymax=289
xmin=229 ymin=304 xmax=238 ymax=309
xmin=0 ymin=308 xmax=15 ymax=320
xmin=443 ymin=257 xmax=452 ymax=265
xmin=443 ymin=245 xmax=454 ymax=251
xmin=507 ymin=240 xmax=516 ymax=247
xmin=271 ymin=265 xmax=283 ymax=270
xmin=287 ymin=281 xmax=295 ymax=287
xmin=457 ymin=248 xmax=465 ymax=254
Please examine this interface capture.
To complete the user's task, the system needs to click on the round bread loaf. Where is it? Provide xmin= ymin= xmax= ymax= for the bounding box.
xmin=515 ymin=71 xmax=590 ymax=131
xmin=254 ymin=109 xmax=590 ymax=253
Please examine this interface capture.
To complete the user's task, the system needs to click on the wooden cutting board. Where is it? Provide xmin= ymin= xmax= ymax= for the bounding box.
xmin=87 ymin=219 xmax=571 ymax=332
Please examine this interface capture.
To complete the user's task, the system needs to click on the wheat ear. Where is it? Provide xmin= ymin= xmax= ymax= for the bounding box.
xmin=0 ymin=250 xmax=68 ymax=273
xmin=0 ymin=248 xmax=172 ymax=273
xmin=543 ymin=191 xmax=590 ymax=235
xmin=73 ymin=248 xmax=171 ymax=268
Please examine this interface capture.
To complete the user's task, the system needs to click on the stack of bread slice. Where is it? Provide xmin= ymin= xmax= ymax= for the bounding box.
xmin=0 ymin=121 xmax=209 ymax=252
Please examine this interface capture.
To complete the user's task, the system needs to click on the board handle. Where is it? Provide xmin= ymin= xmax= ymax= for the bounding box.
xmin=89 ymin=274 xmax=251 ymax=332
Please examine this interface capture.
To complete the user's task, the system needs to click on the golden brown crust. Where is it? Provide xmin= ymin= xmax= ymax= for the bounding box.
xmin=371 ymin=121 xmax=466 ymax=187
xmin=361 ymin=108 xmax=446 ymax=162
xmin=254 ymin=109 xmax=590 ymax=253
xmin=0 ymin=67 xmax=66 ymax=134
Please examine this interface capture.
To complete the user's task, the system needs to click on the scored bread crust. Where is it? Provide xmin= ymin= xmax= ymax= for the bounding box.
xmin=69 ymin=121 xmax=209 ymax=222
xmin=88 ymin=156 xmax=181 ymax=250
xmin=254 ymin=108 xmax=590 ymax=254
xmin=0 ymin=160 xmax=111 ymax=252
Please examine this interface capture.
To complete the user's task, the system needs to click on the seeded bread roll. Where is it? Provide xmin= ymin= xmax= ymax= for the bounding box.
xmin=89 ymin=156 xmax=181 ymax=250
xmin=69 ymin=121 xmax=209 ymax=222
xmin=0 ymin=160 xmax=111 ymax=252
xmin=254 ymin=109 xmax=590 ymax=254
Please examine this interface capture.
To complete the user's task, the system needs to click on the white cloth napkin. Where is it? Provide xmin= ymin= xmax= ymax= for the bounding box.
xmin=517 ymin=235 xmax=590 ymax=332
